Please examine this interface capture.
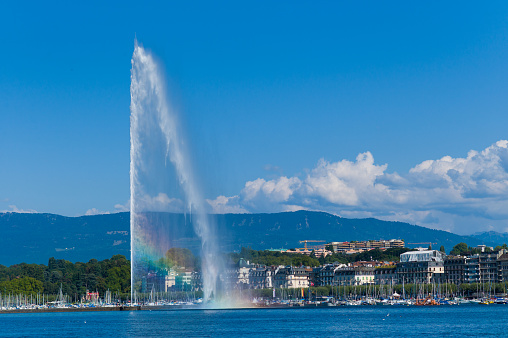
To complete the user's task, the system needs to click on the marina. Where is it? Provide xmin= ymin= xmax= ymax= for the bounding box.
xmin=2 ymin=294 xmax=508 ymax=314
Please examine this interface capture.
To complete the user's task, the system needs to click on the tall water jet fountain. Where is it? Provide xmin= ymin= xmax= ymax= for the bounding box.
xmin=130 ymin=40 xmax=221 ymax=305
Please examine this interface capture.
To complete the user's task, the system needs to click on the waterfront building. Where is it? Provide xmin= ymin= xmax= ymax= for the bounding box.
xmin=139 ymin=248 xmax=508 ymax=293
xmin=478 ymin=249 xmax=505 ymax=283
xmin=191 ymin=271 xmax=202 ymax=291
xmin=396 ymin=250 xmax=444 ymax=284
xmin=374 ymin=266 xmax=397 ymax=285
xmin=464 ymin=255 xmax=480 ymax=283
xmin=461 ymin=250 xmax=505 ymax=284
xmin=497 ymin=253 xmax=508 ymax=282
xmin=144 ymin=267 xmax=198 ymax=292
xmin=353 ymin=266 xmax=376 ymax=285
xmin=249 ymin=266 xmax=279 ymax=289
xmin=334 ymin=266 xmax=376 ymax=285
xmin=308 ymin=266 xmax=323 ymax=286
xmin=400 ymin=250 xmax=445 ymax=263
xmin=146 ymin=269 xmax=174 ymax=292
xmin=174 ymin=270 xmax=193 ymax=291
xmin=164 ymin=269 xmax=177 ymax=291
xmin=237 ymin=258 xmax=251 ymax=286
xmin=221 ymin=258 xmax=255 ymax=290
xmin=444 ymin=256 xmax=466 ymax=285
xmin=273 ymin=267 xmax=310 ymax=288
xmin=334 ymin=268 xmax=355 ymax=285
xmin=319 ymin=264 xmax=340 ymax=286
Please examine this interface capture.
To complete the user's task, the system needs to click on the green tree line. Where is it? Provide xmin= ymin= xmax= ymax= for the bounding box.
xmin=0 ymin=254 xmax=130 ymax=296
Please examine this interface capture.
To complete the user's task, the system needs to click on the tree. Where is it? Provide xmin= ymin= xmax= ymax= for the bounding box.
xmin=105 ymin=265 xmax=130 ymax=293
xmin=495 ymin=244 xmax=508 ymax=251
xmin=0 ymin=277 xmax=43 ymax=294
xmin=450 ymin=243 xmax=468 ymax=256
xmin=439 ymin=245 xmax=445 ymax=253
xmin=228 ymin=248 xmax=321 ymax=267
xmin=163 ymin=248 xmax=197 ymax=270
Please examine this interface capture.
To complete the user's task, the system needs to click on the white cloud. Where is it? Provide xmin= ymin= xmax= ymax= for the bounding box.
xmin=66 ymin=140 xmax=508 ymax=234
xmin=85 ymin=208 xmax=110 ymax=216
xmin=212 ymin=140 xmax=508 ymax=234
xmin=282 ymin=204 xmax=307 ymax=212
xmin=134 ymin=192 xmax=185 ymax=213
xmin=206 ymin=195 xmax=248 ymax=214
xmin=1 ymin=205 xmax=38 ymax=214
xmin=240 ymin=176 xmax=302 ymax=213
xmin=114 ymin=200 xmax=130 ymax=212
xmin=304 ymin=152 xmax=388 ymax=206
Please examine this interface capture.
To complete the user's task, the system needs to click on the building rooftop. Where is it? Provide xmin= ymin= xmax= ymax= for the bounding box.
xmin=400 ymin=250 xmax=445 ymax=262
xmin=497 ymin=253 xmax=508 ymax=261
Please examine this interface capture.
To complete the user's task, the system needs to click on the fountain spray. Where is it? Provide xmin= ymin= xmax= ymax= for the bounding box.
xmin=130 ymin=40 xmax=220 ymax=303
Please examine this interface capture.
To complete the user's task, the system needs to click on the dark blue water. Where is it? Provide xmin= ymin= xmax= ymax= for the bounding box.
xmin=1 ymin=305 xmax=507 ymax=337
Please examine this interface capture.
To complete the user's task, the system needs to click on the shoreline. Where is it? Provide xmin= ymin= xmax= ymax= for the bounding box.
xmin=2 ymin=300 xmax=503 ymax=314
xmin=0 ymin=306 xmax=141 ymax=314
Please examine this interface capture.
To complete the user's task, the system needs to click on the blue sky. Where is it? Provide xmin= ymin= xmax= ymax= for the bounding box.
xmin=1 ymin=2 xmax=508 ymax=235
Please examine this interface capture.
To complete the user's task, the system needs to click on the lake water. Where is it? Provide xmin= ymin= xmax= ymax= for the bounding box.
xmin=2 ymin=305 xmax=507 ymax=337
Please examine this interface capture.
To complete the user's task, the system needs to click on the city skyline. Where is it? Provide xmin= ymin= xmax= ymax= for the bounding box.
xmin=1 ymin=2 xmax=508 ymax=235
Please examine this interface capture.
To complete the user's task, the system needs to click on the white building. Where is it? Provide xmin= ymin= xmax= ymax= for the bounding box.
xmin=274 ymin=267 xmax=310 ymax=288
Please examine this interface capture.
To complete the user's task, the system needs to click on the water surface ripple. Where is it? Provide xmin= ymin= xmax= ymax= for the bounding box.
xmin=2 ymin=305 xmax=507 ymax=337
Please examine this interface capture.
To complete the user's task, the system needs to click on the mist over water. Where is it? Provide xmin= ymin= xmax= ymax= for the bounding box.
xmin=130 ymin=40 xmax=222 ymax=304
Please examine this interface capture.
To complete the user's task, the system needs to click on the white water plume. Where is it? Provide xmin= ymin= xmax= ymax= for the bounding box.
xmin=130 ymin=40 xmax=220 ymax=302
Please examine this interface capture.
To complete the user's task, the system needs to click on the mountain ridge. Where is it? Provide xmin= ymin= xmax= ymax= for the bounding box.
xmin=0 ymin=210 xmax=501 ymax=266
xmin=470 ymin=230 xmax=508 ymax=246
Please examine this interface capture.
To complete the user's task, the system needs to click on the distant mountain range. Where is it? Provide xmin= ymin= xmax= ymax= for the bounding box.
xmin=0 ymin=212 xmax=131 ymax=266
xmin=0 ymin=211 xmax=504 ymax=266
xmin=470 ymin=231 xmax=508 ymax=247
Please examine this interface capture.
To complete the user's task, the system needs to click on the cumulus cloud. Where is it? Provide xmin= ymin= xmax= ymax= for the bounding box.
xmin=240 ymin=176 xmax=302 ymax=213
xmin=70 ymin=140 xmax=508 ymax=234
xmin=206 ymin=195 xmax=248 ymax=214
xmin=212 ymin=140 xmax=508 ymax=234
xmin=305 ymin=152 xmax=389 ymax=206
